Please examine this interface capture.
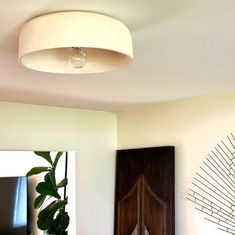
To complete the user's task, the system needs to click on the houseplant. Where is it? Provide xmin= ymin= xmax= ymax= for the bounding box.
xmin=26 ymin=151 xmax=69 ymax=235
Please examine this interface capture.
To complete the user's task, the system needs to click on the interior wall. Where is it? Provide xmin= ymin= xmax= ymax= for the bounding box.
xmin=117 ymin=92 xmax=235 ymax=235
xmin=0 ymin=101 xmax=117 ymax=235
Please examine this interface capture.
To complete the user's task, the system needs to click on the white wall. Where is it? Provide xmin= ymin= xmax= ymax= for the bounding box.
xmin=117 ymin=92 xmax=235 ymax=235
xmin=0 ymin=101 xmax=117 ymax=235
xmin=2 ymin=91 xmax=235 ymax=235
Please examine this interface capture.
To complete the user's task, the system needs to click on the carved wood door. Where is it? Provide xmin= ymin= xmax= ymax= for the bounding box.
xmin=114 ymin=146 xmax=175 ymax=235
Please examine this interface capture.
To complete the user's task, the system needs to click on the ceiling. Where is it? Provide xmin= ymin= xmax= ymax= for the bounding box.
xmin=0 ymin=0 xmax=235 ymax=111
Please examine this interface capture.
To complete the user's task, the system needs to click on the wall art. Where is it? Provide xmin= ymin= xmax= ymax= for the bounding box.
xmin=187 ymin=133 xmax=235 ymax=234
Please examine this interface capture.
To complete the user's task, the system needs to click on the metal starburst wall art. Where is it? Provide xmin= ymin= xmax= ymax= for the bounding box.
xmin=188 ymin=133 xmax=235 ymax=234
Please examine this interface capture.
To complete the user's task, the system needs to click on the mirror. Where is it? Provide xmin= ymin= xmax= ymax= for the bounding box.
xmin=0 ymin=151 xmax=76 ymax=235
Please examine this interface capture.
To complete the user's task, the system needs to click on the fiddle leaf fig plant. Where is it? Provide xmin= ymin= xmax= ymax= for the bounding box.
xmin=26 ymin=151 xmax=69 ymax=235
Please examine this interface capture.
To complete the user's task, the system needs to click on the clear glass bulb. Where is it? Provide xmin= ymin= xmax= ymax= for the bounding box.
xmin=69 ymin=47 xmax=87 ymax=68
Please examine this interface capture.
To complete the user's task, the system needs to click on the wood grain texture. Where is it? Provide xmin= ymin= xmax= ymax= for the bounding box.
xmin=114 ymin=146 xmax=175 ymax=235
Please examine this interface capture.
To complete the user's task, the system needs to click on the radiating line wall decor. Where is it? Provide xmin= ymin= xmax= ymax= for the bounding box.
xmin=187 ymin=133 xmax=235 ymax=234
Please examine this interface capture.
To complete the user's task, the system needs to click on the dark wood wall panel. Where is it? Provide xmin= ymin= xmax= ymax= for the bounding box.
xmin=114 ymin=146 xmax=175 ymax=235
xmin=117 ymin=182 xmax=138 ymax=235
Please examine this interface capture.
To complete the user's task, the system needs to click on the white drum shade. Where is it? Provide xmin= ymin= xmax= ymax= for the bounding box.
xmin=18 ymin=11 xmax=133 ymax=74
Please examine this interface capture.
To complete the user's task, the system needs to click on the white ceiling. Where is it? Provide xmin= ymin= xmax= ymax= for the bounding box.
xmin=0 ymin=0 xmax=235 ymax=111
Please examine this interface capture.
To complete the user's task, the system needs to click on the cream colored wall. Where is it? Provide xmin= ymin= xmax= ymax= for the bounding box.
xmin=0 ymin=101 xmax=117 ymax=235
xmin=2 ymin=91 xmax=235 ymax=235
xmin=117 ymin=92 xmax=235 ymax=235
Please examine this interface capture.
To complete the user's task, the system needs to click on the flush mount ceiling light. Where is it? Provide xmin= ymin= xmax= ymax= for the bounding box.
xmin=18 ymin=11 xmax=133 ymax=74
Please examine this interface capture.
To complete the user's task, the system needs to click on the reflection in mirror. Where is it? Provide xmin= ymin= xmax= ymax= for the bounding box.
xmin=0 ymin=151 xmax=76 ymax=235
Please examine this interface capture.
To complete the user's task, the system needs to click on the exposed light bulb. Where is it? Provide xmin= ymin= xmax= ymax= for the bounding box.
xmin=69 ymin=47 xmax=87 ymax=68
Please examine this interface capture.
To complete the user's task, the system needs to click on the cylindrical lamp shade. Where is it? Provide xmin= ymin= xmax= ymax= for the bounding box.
xmin=19 ymin=11 xmax=133 ymax=74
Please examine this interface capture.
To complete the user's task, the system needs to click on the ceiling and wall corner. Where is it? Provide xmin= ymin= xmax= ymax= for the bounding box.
xmin=0 ymin=1 xmax=235 ymax=234
xmin=0 ymin=0 xmax=235 ymax=111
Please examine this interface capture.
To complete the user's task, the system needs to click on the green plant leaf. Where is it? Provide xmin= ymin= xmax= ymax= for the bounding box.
xmin=57 ymin=178 xmax=68 ymax=188
xmin=37 ymin=200 xmax=57 ymax=230
xmin=36 ymin=182 xmax=61 ymax=199
xmin=37 ymin=200 xmax=67 ymax=230
xmin=54 ymin=209 xmax=70 ymax=233
xmin=34 ymin=151 xmax=53 ymax=165
xmin=34 ymin=194 xmax=47 ymax=209
xmin=53 ymin=152 xmax=63 ymax=169
xmin=45 ymin=172 xmax=57 ymax=192
xmin=47 ymin=223 xmax=56 ymax=235
xmin=26 ymin=167 xmax=49 ymax=177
